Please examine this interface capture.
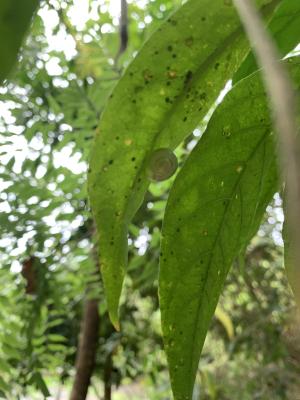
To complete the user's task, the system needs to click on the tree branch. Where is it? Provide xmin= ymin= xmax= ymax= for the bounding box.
xmin=69 ymin=299 xmax=100 ymax=400
xmin=69 ymin=229 xmax=102 ymax=400
xmin=114 ymin=0 xmax=128 ymax=66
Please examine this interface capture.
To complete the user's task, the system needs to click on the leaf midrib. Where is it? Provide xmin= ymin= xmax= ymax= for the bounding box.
xmin=187 ymin=129 xmax=271 ymax=391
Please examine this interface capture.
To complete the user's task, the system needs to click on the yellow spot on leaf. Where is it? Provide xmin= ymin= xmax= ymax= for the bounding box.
xmin=124 ymin=138 xmax=133 ymax=146
xmin=168 ymin=70 xmax=177 ymax=79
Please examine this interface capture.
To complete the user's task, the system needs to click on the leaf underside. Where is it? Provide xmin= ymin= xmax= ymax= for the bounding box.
xmin=234 ymin=0 xmax=300 ymax=82
xmin=88 ymin=0 xmax=280 ymax=328
xmin=159 ymin=58 xmax=300 ymax=400
xmin=0 ymin=0 xmax=40 ymax=82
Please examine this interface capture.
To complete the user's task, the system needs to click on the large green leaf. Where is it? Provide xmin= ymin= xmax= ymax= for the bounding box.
xmin=159 ymin=57 xmax=300 ymax=400
xmin=234 ymin=0 xmax=300 ymax=82
xmin=0 ymin=0 xmax=39 ymax=82
xmin=88 ymin=0 xmax=281 ymax=328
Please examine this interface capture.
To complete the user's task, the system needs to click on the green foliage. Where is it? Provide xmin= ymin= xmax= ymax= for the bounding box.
xmin=0 ymin=1 xmax=182 ymax=397
xmin=0 ymin=0 xmax=40 ymax=82
xmin=195 ymin=225 xmax=298 ymax=400
xmin=1 ymin=0 xmax=300 ymax=399
xmin=159 ymin=60 xmax=300 ymax=400
xmin=88 ymin=0 xmax=280 ymax=328
xmin=233 ymin=0 xmax=300 ymax=82
xmin=85 ymin=0 xmax=300 ymax=396
xmin=0 ymin=252 xmax=90 ymax=398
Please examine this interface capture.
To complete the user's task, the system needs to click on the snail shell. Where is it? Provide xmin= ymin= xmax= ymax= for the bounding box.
xmin=147 ymin=148 xmax=178 ymax=182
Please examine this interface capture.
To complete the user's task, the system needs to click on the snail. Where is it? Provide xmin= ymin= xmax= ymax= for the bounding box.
xmin=147 ymin=148 xmax=178 ymax=182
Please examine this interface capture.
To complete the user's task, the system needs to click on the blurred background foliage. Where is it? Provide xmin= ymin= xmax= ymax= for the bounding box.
xmin=0 ymin=0 xmax=299 ymax=399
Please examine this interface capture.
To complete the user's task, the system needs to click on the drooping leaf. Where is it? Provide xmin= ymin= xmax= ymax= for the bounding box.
xmin=159 ymin=57 xmax=300 ymax=400
xmin=0 ymin=0 xmax=40 ymax=82
xmin=234 ymin=0 xmax=300 ymax=83
xmin=31 ymin=372 xmax=51 ymax=398
xmin=88 ymin=0 xmax=281 ymax=328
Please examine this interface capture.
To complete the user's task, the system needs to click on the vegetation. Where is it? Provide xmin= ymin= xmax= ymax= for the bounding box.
xmin=0 ymin=1 xmax=299 ymax=399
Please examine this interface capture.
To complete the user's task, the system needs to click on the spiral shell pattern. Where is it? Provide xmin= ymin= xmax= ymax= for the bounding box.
xmin=147 ymin=148 xmax=178 ymax=182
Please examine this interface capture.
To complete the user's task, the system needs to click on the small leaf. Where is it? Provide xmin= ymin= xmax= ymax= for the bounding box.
xmin=48 ymin=334 xmax=67 ymax=343
xmin=47 ymin=343 xmax=67 ymax=352
xmin=32 ymin=372 xmax=51 ymax=398
xmin=88 ymin=0 xmax=280 ymax=327
xmin=0 ymin=0 xmax=40 ymax=82
xmin=46 ymin=318 xmax=64 ymax=328
xmin=159 ymin=57 xmax=300 ymax=400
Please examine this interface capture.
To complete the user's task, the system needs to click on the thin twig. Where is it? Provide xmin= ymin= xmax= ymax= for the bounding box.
xmin=233 ymin=0 xmax=300 ymax=300
xmin=114 ymin=0 xmax=128 ymax=66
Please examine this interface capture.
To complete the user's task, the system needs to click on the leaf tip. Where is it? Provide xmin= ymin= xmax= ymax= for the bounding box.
xmin=109 ymin=310 xmax=121 ymax=331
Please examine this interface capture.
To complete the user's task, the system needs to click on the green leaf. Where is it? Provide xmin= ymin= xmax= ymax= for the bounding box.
xmin=47 ymin=343 xmax=67 ymax=352
xmin=2 ymin=343 xmax=21 ymax=360
xmin=234 ymin=0 xmax=300 ymax=83
xmin=0 ymin=0 xmax=40 ymax=82
xmin=0 ymin=377 xmax=9 ymax=393
xmin=159 ymin=57 xmax=300 ymax=400
xmin=2 ymin=334 xmax=23 ymax=350
xmin=48 ymin=334 xmax=67 ymax=343
xmin=283 ymin=217 xmax=300 ymax=305
xmin=0 ymin=359 xmax=11 ymax=374
xmin=88 ymin=0 xmax=281 ymax=328
xmin=31 ymin=372 xmax=50 ymax=398
xmin=46 ymin=318 xmax=64 ymax=329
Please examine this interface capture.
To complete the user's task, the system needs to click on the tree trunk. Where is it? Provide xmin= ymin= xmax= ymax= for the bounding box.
xmin=69 ymin=299 xmax=100 ymax=400
xmin=104 ymin=354 xmax=113 ymax=400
